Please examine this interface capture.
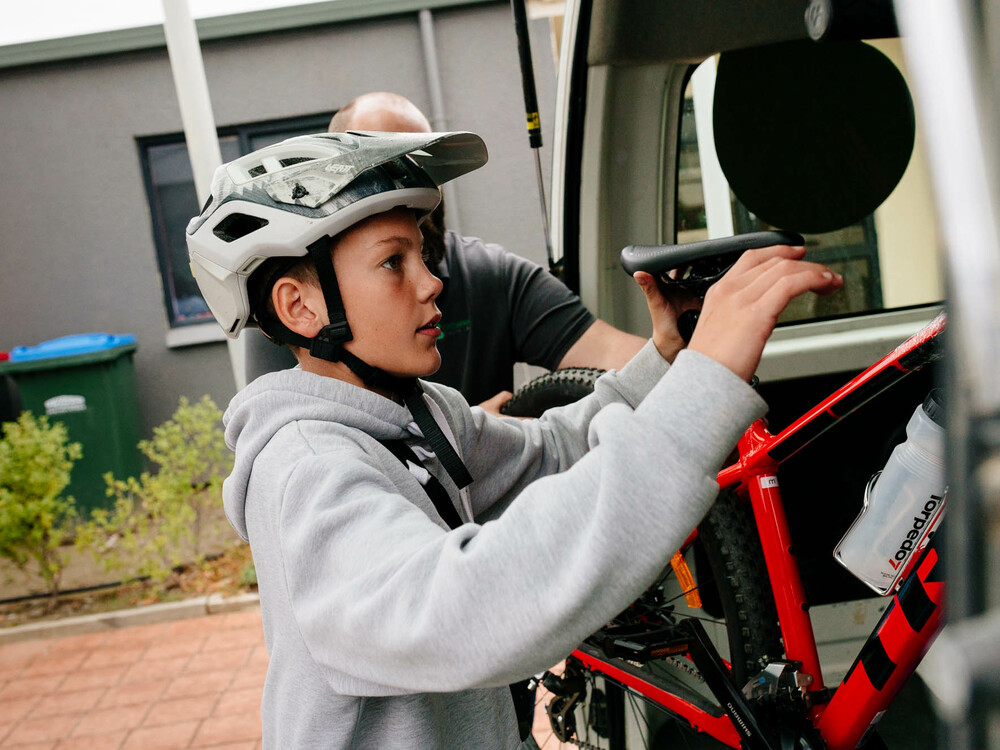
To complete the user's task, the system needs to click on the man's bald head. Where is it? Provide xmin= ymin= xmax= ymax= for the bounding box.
xmin=329 ymin=92 xmax=448 ymax=266
xmin=328 ymin=92 xmax=432 ymax=134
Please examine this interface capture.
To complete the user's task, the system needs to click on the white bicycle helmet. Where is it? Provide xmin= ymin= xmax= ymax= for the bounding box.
xmin=186 ymin=130 xmax=487 ymax=346
xmin=188 ymin=130 xmax=487 ymax=490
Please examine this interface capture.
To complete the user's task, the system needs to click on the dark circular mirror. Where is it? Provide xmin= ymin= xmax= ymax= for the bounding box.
xmin=713 ymin=40 xmax=915 ymax=234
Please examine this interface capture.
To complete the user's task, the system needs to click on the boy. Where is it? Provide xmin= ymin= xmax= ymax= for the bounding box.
xmin=187 ymin=130 xmax=841 ymax=749
xmin=244 ymin=91 xmax=647 ymax=417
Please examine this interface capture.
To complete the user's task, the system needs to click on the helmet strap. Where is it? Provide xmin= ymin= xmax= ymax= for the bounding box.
xmin=305 ymin=235 xmax=353 ymax=361
xmin=260 ymin=236 xmax=399 ymax=391
xmin=258 ymin=314 xmax=398 ymax=388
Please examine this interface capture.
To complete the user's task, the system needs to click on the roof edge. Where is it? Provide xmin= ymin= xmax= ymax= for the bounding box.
xmin=0 ymin=0 xmax=498 ymax=70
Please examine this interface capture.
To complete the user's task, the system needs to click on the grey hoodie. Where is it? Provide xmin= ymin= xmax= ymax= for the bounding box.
xmin=223 ymin=342 xmax=766 ymax=749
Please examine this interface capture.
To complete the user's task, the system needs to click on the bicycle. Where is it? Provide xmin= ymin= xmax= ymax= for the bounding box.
xmin=531 ymin=231 xmax=947 ymax=750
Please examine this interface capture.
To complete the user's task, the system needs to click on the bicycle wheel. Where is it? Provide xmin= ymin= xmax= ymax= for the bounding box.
xmin=533 ymin=489 xmax=783 ymax=749
xmin=502 ymin=368 xmax=604 ymax=417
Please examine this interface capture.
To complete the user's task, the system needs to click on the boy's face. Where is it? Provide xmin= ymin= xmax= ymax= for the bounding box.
xmin=333 ymin=207 xmax=444 ymax=379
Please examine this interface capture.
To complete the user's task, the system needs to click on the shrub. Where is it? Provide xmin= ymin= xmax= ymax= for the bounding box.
xmin=239 ymin=563 xmax=258 ymax=588
xmin=77 ymin=396 xmax=232 ymax=585
xmin=0 ymin=412 xmax=82 ymax=601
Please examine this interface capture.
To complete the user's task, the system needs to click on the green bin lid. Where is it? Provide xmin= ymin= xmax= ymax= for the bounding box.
xmin=0 ymin=334 xmax=137 ymax=373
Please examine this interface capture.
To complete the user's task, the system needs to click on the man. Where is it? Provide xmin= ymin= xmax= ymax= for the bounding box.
xmin=244 ymin=92 xmax=646 ymax=415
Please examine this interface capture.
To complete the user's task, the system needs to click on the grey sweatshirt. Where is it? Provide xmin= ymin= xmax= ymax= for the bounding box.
xmin=222 ymin=342 xmax=767 ymax=749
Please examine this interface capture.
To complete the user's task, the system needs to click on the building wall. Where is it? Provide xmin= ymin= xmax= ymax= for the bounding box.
xmin=0 ymin=2 xmax=556 ymax=436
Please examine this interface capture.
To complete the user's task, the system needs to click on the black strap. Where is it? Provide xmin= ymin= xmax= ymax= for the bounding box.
xmin=402 ymin=382 xmax=473 ymax=489
xmin=381 ymin=440 xmax=464 ymax=530
xmin=255 ymin=236 xmax=353 ymax=362
xmin=305 ymin=235 xmax=359 ymax=364
xmin=307 ymin=237 xmax=350 ymax=339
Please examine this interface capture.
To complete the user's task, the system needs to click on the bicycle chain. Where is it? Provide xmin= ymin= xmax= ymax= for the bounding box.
xmin=665 ymin=655 xmax=705 ymax=681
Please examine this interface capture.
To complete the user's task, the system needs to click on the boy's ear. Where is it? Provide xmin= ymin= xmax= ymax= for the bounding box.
xmin=272 ymin=277 xmax=326 ymax=339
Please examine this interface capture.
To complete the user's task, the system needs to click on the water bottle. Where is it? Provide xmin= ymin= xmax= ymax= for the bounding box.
xmin=834 ymin=390 xmax=947 ymax=595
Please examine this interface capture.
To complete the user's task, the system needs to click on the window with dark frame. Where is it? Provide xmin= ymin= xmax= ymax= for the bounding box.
xmin=138 ymin=112 xmax=334 ymax=329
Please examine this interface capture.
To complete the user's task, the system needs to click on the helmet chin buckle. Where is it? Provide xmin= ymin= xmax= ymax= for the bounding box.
xmin=309 ymin=314 xmax=352 ymax=362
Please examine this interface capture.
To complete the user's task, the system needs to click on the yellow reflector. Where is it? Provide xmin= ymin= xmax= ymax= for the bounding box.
xmin=671 ymin=551 xmax=702 ymax=609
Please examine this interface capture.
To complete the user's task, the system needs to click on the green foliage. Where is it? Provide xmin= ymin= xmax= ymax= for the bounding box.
xmin=239 ymin=563 xmax=257 ymax=588
xmin=0 ymin=412 xmax=82 ymax=599
xmin=76 ymin=396 xmax=232 ymax=585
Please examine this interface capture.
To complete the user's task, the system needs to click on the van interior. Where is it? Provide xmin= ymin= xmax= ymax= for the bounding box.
xmin=553 ymin=0 xmax=942 ymax=609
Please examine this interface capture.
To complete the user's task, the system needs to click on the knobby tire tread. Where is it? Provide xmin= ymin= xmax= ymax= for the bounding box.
xmin=502 ymin=368 xmax=605 ymax=417
xmin=699 ymin=489 xmax=784 ymax=679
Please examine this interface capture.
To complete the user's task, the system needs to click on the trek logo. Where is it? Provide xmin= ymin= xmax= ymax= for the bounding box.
xmin=888 ymin=494 xmax=943 ymax=569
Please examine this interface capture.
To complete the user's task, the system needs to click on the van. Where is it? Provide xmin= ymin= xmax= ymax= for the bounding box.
xmin=544 ymin=0 xmax=943 ymax=704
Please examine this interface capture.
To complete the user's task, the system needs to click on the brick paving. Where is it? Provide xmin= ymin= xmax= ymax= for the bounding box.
xmin=0 ymin=606 xmax=572 ymax=749
xmin=0 ymin=610 xmax=266 ymax=749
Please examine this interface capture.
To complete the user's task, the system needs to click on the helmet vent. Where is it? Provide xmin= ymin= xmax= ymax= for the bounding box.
xmin=246 ymin=156 xmax=316 ymax=179
xmin=213 ymin=213 xmax=269 ymax=242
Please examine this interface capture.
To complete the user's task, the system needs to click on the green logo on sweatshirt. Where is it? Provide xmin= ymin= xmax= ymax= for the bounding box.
xmin=437 ymin=319 xmax=471 ymax=339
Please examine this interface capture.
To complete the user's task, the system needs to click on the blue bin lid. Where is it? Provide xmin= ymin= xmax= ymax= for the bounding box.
xmin=9 ymin=333 xmax=137 ymax=363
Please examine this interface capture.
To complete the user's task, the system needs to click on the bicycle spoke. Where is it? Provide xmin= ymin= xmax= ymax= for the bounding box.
xmin=667 ymin=611 xmax=726 ymax=627
xmin=625 ymin=689 xmax=650 ymax=749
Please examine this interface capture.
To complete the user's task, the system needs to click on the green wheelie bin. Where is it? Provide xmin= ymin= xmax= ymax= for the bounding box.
xmin=0 ymin=334 xmax=143 ymax=518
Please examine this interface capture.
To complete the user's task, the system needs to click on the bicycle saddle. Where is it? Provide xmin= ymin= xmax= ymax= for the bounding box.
xmin=620 ymin=230 xmax=804 ymax=294
xmin=620 ymin=230 xmax=805 ymax=342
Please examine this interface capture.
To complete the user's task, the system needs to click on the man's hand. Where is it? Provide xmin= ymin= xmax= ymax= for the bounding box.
xmin=633 ymin=272 xmax=702 ymax=363
xmin=479 ymin=390 xmax=514 ymax=418
xmin=687 ymin=244 xmax=842 ymax=381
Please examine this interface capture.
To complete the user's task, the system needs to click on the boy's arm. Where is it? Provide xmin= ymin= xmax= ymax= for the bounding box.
xmin=439 ymin=338 xmax=669 ymax=520
xmin=277 ymin=347 xmax=764 ymax=697
xmin=276 ymin=242 xmax=842 ymax=696
xmin=450 ymin=244 xmax=842 ymax=517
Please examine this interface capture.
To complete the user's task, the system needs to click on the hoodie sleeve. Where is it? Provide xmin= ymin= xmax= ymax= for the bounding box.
xmin=276 ymin=346 xmax=767 ymax=696
xmin=450 ymin=340 xmax=673 ymax=519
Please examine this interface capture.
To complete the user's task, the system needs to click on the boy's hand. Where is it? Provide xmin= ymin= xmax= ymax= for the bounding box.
xmin=687 ymin=244 xmax=843 ymax=381
xmin=634 ymin=272 xmax=701 ymax=363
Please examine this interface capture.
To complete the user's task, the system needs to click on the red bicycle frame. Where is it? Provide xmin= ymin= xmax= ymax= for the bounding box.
xmin=570 ymin=313 xmax=947 ymax=749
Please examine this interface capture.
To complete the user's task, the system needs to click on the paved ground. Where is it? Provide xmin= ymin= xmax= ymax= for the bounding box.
xmin=0 ymin=603 xmax=566 ymax=749
xmin=0 ymin=601 xmax=934 ymax=749
xmin=0 ymin=609 xmax=266 ymax=749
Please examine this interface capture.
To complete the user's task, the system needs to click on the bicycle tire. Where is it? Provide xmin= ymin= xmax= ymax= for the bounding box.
xmin=502 ymin=368 xmax=605 ymax=417
xmin=534 ymin=489 xmax=783 ymax=749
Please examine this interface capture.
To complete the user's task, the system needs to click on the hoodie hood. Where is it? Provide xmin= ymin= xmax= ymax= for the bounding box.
xmin=222 ymin=368 xmax=415 ymax=540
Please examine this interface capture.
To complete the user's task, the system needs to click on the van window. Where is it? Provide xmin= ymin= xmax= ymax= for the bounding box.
xmin=677 ymin=41 xmax=944 ymax=325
